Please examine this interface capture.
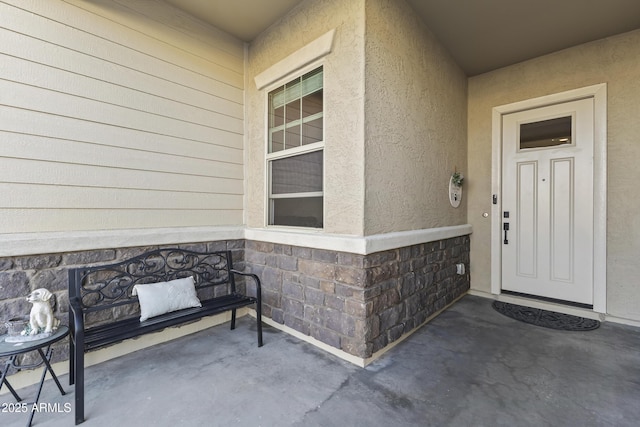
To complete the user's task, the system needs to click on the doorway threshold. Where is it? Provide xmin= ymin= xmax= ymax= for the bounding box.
xmin=501 ymin=290 xmax=593 ymax=310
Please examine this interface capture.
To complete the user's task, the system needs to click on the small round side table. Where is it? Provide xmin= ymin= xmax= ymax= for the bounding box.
xmin=0 ymin=325 xmax=69 ymax=427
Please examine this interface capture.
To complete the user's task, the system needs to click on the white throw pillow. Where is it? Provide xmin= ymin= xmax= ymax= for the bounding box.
xmin=132 ymin=276 xmax=202 ymax=322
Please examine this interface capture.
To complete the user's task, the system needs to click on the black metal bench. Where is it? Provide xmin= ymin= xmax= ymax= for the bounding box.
xmin=68 ymin=248 xmax=262 ymax=424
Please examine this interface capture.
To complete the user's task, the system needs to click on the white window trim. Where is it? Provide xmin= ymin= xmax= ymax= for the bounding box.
xmin=270 ymin=192 xmax=324 ymax=199
xmin=257 ymin=30 xmax=335 ymax=230
xmin=266 ymin=141 xmax=323 ymax=161
xmin=264 ymin=67 xmax=325 ymax=229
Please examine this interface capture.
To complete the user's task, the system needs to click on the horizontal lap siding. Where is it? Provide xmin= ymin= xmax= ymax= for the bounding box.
xmin=0 ymin=0 xmax=245 ymax=233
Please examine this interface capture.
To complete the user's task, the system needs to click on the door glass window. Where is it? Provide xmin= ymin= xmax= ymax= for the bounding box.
xmin=520 ymin=116 xmax=572 ymax=149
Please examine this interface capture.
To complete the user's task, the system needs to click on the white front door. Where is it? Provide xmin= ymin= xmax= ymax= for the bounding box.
xmin=501 ymin=98 xmax=594 ymax=305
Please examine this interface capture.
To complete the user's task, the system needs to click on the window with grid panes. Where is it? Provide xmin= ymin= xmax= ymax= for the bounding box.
xmin=267 ymin=67 xmax=323 ymax=228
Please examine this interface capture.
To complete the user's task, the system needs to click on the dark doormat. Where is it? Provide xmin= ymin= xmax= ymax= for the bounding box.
xmin=492 ymin=301 xmax=600 ymax=331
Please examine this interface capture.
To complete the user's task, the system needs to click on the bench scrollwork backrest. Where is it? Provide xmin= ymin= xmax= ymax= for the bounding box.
xmin=69 ymin=249 xmax=236 ymax=314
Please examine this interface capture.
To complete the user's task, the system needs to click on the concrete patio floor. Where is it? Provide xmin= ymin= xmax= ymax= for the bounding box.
xmin=2 ymin=295 xmax=639 ymax=427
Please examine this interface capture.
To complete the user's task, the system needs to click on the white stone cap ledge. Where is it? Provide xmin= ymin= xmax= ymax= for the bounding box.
xmin=0 ymin=224 xmax=472 ymax=258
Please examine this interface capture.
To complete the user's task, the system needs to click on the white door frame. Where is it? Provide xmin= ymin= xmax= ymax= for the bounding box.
xmin=491 ymin=84 xmax=607 ymax=313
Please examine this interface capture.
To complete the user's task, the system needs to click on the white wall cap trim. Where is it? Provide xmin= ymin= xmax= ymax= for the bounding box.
xmin=0 ymin=226 xmax=245 ymax=258
xmin=364 ymin=225 xmax=473 ymax=254
xmin=254 ymin=29 xmax=335 ymax=90
xmin=245 ymin=224 xmax=472 ymax=255
xmin=246 ymin=227 xmax=366 ymax=253
xmin=0 ymin=224 xmax=472 ymax=257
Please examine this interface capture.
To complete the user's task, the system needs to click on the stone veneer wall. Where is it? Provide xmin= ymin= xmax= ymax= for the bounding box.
xmin=0 ymin=240 xmax=244 ymax=367
xmin=244 ymin=235 xmax=470 ymax=359
xmin=0 ymin=235 xmax=469 ymax=367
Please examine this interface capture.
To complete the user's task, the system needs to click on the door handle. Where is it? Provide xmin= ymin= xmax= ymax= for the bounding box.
xmin=503 ymin=222 xmax=509 ymax=244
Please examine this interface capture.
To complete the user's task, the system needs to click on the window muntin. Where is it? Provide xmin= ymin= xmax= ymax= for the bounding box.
xmin=269 ymin=68 xmax=323 ymax=153
xmin=267 ymin=67 xmax=323 ymax=228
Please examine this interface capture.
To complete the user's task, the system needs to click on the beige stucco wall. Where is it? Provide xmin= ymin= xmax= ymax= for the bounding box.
xmin=468 ymin=29 xmax=640 ymax=321
xmin=246 ymin=0 xmax=366 ymax=235
xmin=246 ymin=0 xmax=468 ymax=237
xmin=363 ymin=0 xmax=468 ymax=235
